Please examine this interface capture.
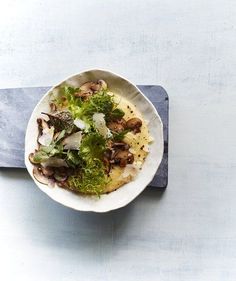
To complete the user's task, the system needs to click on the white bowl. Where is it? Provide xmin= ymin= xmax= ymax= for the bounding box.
xmin=25 ymin=69 xmax=163 ymax=212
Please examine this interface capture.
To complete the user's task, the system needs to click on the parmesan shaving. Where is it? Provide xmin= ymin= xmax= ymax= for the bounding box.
xmin=143 ymin=144 xmax=149 ymax=152
xmin=92 ymin=113 xmax=112 ymax=138
xmin=74 ymin=118 xmax=86 ymax=130
xmin=62 ymin=131 xmax=82 ymax=150
xmin=129 ymin=147 xmax=136 ymax=154
xmin=121 ymin=161 xmax=143 ymax=179
xmin=38 ymin=126 xmax=54 ymax=146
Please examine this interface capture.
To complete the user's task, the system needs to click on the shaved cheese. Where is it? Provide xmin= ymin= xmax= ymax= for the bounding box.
xmin=74 ymin=118 xmax=86 ymax=130
xmin=107 ymin=91 xmax=114 ymax=97
xmin=143 ymin=144 xmax=149 ymax=152
xmin=62 ymin=131 xmax=82 ymax=150
xmin=38 ymin=126 xmax=54 ymax=146
xmin=129 ymin=147 xmax=136 ymax=154
xmin=121 ymin=161 xmax=143 ymax=179
xmin=92 ymin=113 xmax=112 ymax=138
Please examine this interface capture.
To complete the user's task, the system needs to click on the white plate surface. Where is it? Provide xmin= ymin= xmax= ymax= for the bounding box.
xmin=25 ymin=69 xmax=163 ymax=212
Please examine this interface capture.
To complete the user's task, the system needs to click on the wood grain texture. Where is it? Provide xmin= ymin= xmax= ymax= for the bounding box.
xmin=0 ymin=0 xmax=236 ymax=280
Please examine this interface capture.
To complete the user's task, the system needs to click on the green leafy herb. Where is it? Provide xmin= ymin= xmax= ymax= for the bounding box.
xmin=80 ymin=132 xmax=106 ymax=159
xmin=51 ymin=86 xmax=82 ymax=112
xmin=68 ymin=158 xmax=108 ymax=195
xmin=64 ymin=86 xmax=80 ymax=104
xmin=33 ymin=143 xmax=64 ymax=163
xmin=55 ymin=130 xmax=66 ymax=143
xmin=33 ymin=150 xmax=49 ymax=163
xmin=67 ymin=132 xmax=108 ymax=195
xmin=109 ymin=108 xmax=125 ymax=121
xmin=43 ymin=85 xmax=117 ymax=195
xmin=66 ymin=150 xmax=82 ymax=167
xmin=80 ymin=90 xmax=114 ymax=118
xmin=112 ymin=129 xmax=130 ymax=141
xmin=54 ymin=86 xmax=114 ymax=125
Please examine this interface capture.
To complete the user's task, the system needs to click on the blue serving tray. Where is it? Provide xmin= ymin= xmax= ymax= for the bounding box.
xmin=0 ymin=85 xmax=168 ymax=188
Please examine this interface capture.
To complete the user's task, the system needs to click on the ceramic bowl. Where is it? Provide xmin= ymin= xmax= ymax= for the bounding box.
xmin=25 ymin=69 xmax=163 ymax=212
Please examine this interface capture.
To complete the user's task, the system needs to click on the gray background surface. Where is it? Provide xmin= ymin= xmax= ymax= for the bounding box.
xmin=0 ymin=1 xmax=236 ymax=280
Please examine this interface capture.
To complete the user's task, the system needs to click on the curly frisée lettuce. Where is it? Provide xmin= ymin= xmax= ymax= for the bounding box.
xmin=29 ymin=79 xmax=145 ymax=196
xmin=66 ymin=133 xmax=109 ymax=195
xmin=68 ymin=158 xmax=109 ymax=195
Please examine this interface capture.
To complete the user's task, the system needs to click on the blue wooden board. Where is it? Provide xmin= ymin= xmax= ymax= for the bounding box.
xmin=0 ymin=85 xmax=168 ymax=188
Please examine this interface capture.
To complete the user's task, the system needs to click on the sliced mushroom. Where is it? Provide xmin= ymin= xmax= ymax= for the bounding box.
xmin=98 ymin=80 xmax=107 ymax=90
xmin=29 ymin=153 xmax=39 ymax=164
xmin=50 ymin=102 xmax=57 ymax=112
xmin=33 ymin=167 xmax=49 ymax=185
xmin=75 ymin=82 xmax=95 ymax=98
xmin=75 ymin=80 xmax=108 ymax=98
xmin=113 ymin=150 xmax=134 ymax=167
xmin=53 ymin=131 xmax=60 ymax=141
xmin=54 ymin=173 xmax=68 ymax=182
xmin=126 ymin=118 xmax=142 ymax=134
xmin=90 ymin=83 xmax=101 ymax=92
xmin=37 ymin=118 xmax=49 ymax=131
xmin=112 ymin=142 xmax=130 ymax=150
xmin=117 ymin=118 xmax=126 ymax=127
xmin=107 ymin=121 xmax=125 ymax=133
xmin=41 ymin=166 xmax=54 ymax=177
xmin=80 ymin=82 xmax=96 ymax=93
xmin=37 ymin=117 xmax=54 ymax=146
xmin=37 ymin=118 xmax=50 ymax=139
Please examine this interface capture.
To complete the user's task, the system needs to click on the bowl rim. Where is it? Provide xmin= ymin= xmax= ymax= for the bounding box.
xmin=25 ymin=68 xmax=164 ymax=212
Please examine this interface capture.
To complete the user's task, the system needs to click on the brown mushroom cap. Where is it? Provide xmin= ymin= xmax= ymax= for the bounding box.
xmin=98 ymin=80 xmax=107 ymax=90
xmin=126 ymin=117 xmax=142 ymax=133
xmin=41 ymin=166 xmax=54 ymax=177
xmin=112 ymin=142 xmax=130 ymax=150
xmin=74 ymin=82 xmax=94 ymax=98
xmin=113 ymin=150 xmax=134 ymax=167
xmin=75 ymin=80 xmax=108 ymax=98
xmin=117 ymin=118 xmax=126 ymax=127
xmin=33 ymin=167 xmax=49 ymax=185
xmin=37 ymin=118 xmax=49 ymax=130
xmin=50 ymin=102 xmax=57 ymax=112
xmin=29 ymin=153 xmax=39 ymax=165
xmin=107 ymin=121 xmax=125 ymax=133
xmin=80 ymin=82 xmax=96 ymax=93
xmin=37 ymin=118 xmax=50 ymax=142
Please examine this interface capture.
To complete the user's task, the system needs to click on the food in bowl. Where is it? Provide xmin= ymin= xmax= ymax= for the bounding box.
xmin=28 ymin=79 xmax=153 ymax=195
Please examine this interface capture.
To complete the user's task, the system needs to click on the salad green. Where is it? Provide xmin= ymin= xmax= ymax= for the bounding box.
xmin=29 ymin=80 xmax=142 ymax=196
